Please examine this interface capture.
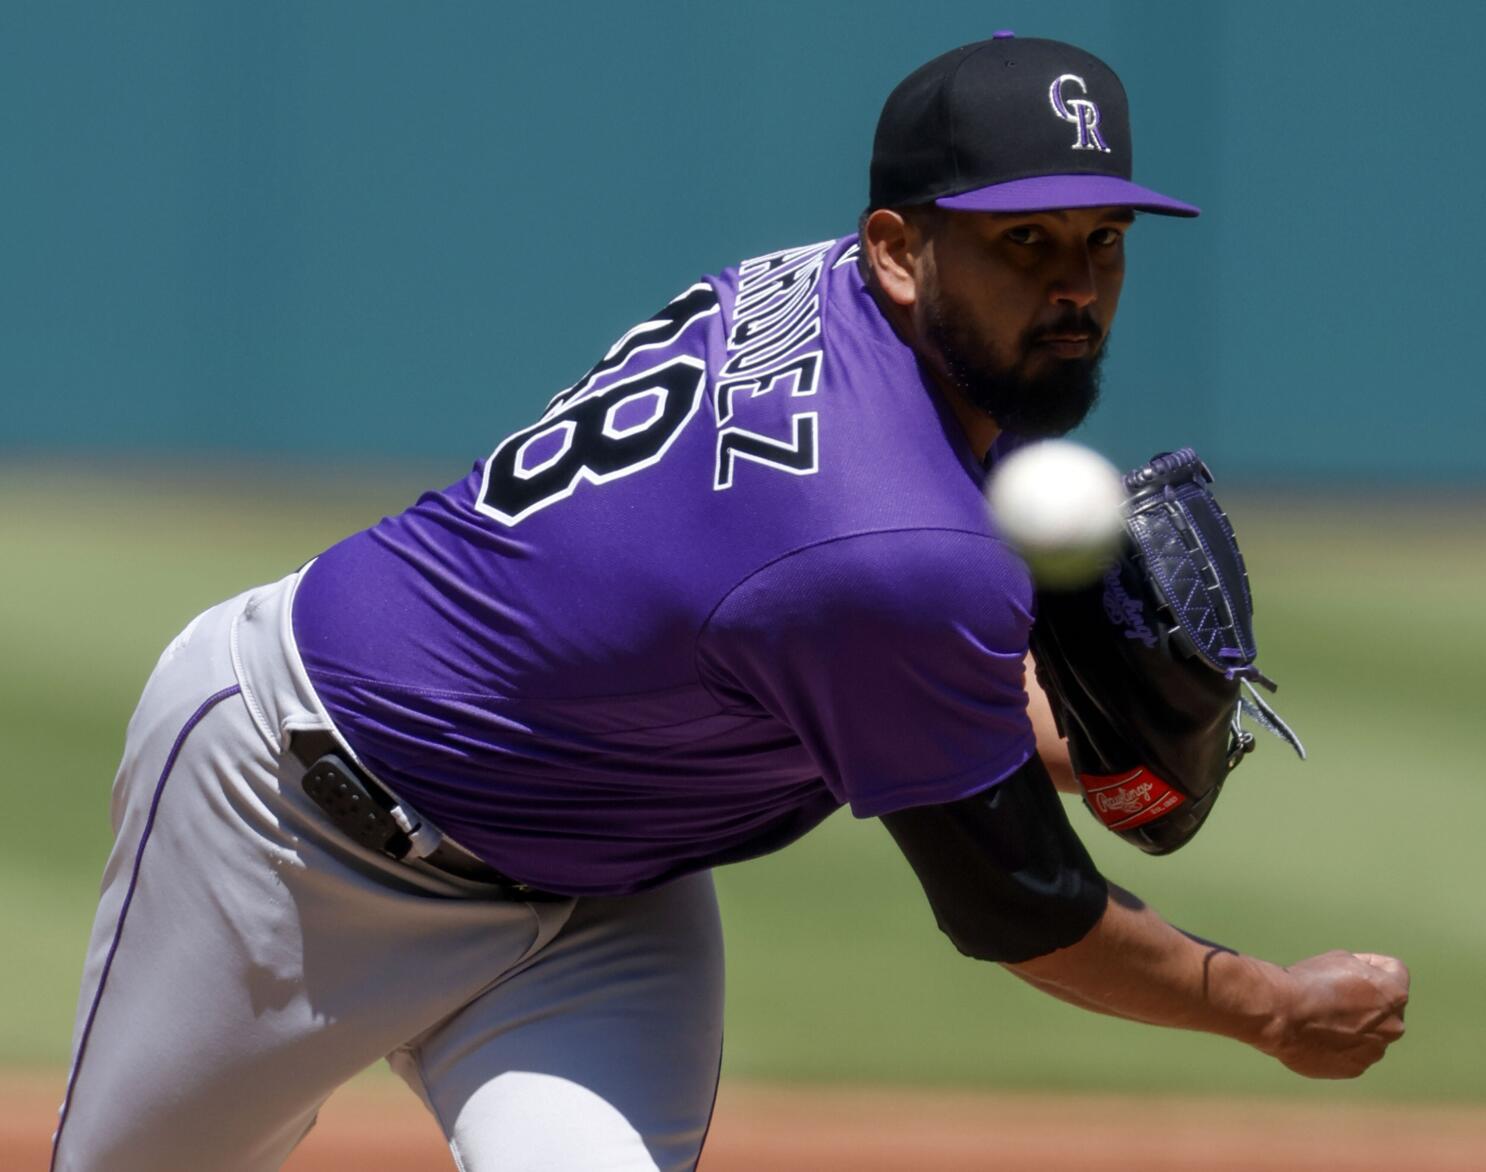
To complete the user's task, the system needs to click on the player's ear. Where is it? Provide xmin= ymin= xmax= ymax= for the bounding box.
xmin=863 ymin=208 xmax=922 ymax=309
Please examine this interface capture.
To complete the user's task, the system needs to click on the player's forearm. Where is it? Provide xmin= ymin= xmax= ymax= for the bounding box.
xmin=1005 ymin=883 xmax=1284 ymax=1047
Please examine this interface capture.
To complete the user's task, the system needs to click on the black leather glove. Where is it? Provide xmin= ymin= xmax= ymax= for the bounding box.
xmin=1029 ymin=448 xmax=1305 ymax=854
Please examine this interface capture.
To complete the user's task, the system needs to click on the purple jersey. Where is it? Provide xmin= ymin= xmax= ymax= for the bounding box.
xmin=292 ymin=236 xmax=1036 ymax=895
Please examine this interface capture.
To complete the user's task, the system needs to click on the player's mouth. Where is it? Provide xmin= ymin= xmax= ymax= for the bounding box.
xmin=1032 ymin=333 xmax=1095 ymax=358
xmin=1027 ymin=311 xmax=1102 ymax=359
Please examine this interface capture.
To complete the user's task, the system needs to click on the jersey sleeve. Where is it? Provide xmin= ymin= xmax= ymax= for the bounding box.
xmin=695 ymin=527 xmax=1037 ymax=817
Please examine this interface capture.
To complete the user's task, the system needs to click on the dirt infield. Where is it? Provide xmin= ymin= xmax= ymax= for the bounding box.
xmin=11 ymin=1071 xmax=1486 ymax=1170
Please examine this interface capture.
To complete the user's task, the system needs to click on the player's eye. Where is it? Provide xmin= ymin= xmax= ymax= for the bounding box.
xmin=1003 ymin=225 xmax=1044 ymax=245
xmin=1090 ymin=227 xmax=1125 ymax=248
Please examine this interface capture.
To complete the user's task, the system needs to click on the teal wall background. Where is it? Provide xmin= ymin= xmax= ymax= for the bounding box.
xmin=4 ymin=1 xmax=1481 ymax=481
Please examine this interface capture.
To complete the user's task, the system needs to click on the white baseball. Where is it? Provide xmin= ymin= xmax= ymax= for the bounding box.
xmin=985 ymin=440 xmax=1126 ymax=589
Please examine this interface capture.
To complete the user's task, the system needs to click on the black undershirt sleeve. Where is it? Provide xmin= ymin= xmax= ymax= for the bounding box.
xmin=879 ymin=754 xmax=1109 ymax=963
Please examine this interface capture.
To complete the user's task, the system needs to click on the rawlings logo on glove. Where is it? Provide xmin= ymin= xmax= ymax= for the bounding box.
xmin=1029 ymin=448 xmax=1305 ymax=855
xmin=1100 ymin=573 xmax=1157 ymax=648
xmin=1084 ymin=768 xmax=1184 ymax=830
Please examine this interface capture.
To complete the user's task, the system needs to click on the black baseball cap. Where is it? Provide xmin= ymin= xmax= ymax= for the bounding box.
xmin=869 ymin=32 xmax=1199 ymax=217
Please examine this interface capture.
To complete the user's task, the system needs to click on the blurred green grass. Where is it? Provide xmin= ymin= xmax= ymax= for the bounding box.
xmin=3 ymin=464 xmax=1482 ymax=1102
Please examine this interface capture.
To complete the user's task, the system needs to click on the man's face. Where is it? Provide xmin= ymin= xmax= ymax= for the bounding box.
xmin=913 ymin=206 xmax=1131 ymax=438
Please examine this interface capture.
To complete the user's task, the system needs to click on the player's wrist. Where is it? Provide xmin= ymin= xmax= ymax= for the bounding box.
xmin=1185 ymin=947 xmax=1294 ymax=1051
xmin=1231 ymin=956 xmax=1301 ymax=1056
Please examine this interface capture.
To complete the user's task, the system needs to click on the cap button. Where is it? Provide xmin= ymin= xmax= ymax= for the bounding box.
xmin=992 ymin=29 xmax=1015 ymax=39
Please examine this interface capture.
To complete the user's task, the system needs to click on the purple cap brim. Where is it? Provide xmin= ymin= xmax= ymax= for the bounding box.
xmin=936 ymin=173 xmax=1199 ymax=217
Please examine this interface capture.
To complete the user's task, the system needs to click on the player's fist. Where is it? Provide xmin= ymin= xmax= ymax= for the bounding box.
xmin=1260 ymin=950 xmax=1410 ymax=1079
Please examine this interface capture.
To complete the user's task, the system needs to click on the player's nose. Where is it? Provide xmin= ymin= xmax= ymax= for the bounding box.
xmin=1049 ymin=252 xmax=1099 ymax=309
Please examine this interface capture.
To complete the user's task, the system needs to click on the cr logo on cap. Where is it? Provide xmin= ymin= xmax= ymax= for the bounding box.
xmin=1049 ymin=73 xmax=1111 ymax=153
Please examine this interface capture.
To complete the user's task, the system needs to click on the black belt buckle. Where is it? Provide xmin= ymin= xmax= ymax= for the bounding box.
xmin=301 ymin=752 xmax=413 ymax=860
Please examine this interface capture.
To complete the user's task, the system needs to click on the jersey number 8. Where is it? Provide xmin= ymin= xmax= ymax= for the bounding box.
xmin=476 ymin=356 xmax=707 ymax=526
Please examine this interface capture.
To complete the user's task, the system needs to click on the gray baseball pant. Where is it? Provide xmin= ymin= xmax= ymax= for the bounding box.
xmin=51 ymin=570 xmax=725 ymax=1171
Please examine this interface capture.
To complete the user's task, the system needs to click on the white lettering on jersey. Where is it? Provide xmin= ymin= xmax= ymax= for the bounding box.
xmin=714 ymin=240 xmax=832 ymax=491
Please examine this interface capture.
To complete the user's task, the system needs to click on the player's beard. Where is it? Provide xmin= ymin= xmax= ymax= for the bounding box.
xmin=924 ymin=290 xmax=1107 ymax=439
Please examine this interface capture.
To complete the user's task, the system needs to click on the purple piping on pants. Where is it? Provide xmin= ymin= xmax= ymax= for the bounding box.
xmin=50 ymin=684 xmax=243 ymax=1171
xmin=692 ymin=1029 xmax=726 ymax=1172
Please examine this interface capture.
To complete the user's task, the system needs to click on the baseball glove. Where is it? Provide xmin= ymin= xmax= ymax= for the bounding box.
xmin=1029 ymin=448 xmax=1305 ymax=855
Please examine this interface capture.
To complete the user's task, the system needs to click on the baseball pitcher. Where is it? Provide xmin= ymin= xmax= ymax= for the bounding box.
xmin=52 ymin=34 xmax=1408 ymax=1172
